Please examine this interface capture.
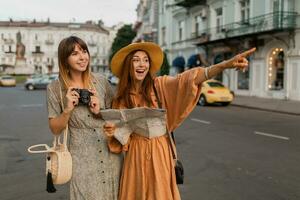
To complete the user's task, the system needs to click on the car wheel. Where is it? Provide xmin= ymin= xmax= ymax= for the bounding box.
xmin=27 ymin=84 xmax=34 ymax=90
xmin=222 ymin=102 xmax=230 ymax=106
xmin=198 ymin=95 xmax=207 ymax=106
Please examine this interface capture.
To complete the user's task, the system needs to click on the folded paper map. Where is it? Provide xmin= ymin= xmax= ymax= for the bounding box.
xmin=100 ymin=107 xmax=167 ymax=145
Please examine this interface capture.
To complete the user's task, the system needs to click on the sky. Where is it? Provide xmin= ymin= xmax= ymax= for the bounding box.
xmin=0 ymin=0 xmax=139 ymax=27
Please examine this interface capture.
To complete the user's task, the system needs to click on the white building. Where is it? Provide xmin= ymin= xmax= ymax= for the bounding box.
xmin=158 ymin=0 xmax=300 ymax=101
xmin=0 ymin=20 xmax=114 ymax=75
xmin=134 ymin=0 xmax=159 ymax=42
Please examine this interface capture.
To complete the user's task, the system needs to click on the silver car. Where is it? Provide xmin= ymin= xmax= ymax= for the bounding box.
xmin=24 ymin=74 xmax=58 ymax=90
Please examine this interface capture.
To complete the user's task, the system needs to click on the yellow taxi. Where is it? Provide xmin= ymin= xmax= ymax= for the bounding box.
xmin=198 ymin=79 xmax=233 ymax=106
xmin=0 ymin=75 xmax=16 ymax=87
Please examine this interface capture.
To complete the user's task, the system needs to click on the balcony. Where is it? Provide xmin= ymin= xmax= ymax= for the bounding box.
xmin=175 ymin=0 xmax=207 ymax=8
xmin=191 ymin=32 xmax=210 ymax=44
xmin=4 ymin=50 xmax=15 ymax=54
xmin=32 ymin=51 xmax=44 ymax=55
xmin=194 ymin=11 xmax=298 ymax=45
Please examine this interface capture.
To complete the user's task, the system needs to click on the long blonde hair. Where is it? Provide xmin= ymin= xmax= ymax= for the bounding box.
xmin=58 ymin=36 xmax=91 ymax=89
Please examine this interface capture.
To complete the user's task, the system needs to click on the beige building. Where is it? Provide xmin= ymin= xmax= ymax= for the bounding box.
xmin=0 ymin=20 xmax=115 ymax=75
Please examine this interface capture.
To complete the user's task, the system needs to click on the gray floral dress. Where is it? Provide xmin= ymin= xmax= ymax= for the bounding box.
xmin=47 ymin=74 xmax=122 ymax=200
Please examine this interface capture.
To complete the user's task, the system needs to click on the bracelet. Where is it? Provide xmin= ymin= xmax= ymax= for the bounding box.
xmin=204 ymin=67 xmax=209 ymax=80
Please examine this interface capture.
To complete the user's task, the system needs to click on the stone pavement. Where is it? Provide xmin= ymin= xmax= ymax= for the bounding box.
xmin=231 ymin=95 xmax=300 ymax=115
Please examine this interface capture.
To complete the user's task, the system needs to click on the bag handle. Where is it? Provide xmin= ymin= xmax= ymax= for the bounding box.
xmin=56 ymin=79 xmax=69 ymax=151
xmin=28 ymin=144 xmax=53 ymax=153
xmin=152 ymin=82 xmax=178 ymax=161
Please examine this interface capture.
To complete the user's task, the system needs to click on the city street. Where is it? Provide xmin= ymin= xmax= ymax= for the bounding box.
xmin=0 ymin=85 xmax=299 ymax=200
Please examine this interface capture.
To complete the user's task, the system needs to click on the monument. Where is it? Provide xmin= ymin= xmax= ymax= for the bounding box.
xmin=14 ymin=31 xmax=33 ymax=74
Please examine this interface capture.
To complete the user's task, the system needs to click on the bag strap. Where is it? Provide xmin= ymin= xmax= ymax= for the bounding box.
xmin=152 ymin=82 xmax=178 ymax=160
xmin=57 ymin=80 xmax=69 ymax=151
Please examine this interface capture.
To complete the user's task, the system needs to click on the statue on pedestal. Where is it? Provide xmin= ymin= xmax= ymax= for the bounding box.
xmin=14 ymin=31 xmax=33 ymax=74
xmin=16 ymin=31 xmax=25 ymax=60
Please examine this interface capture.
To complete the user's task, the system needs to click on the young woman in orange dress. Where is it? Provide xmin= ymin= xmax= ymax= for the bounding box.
xmin=104 ymin=42 xmax=255 ymax=200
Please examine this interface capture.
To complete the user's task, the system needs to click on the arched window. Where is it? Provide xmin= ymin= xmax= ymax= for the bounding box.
xmin=268 ymin=48 xmax=284 ymax=90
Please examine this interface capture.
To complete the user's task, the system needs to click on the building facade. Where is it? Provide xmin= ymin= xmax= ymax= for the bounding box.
xmin=0 ymin=20 xmax=114 ymax=75
xmin=134 ymin=0 xmax=159 ymax=42
xmin=157 ymin=0 xmax=300 ymax=101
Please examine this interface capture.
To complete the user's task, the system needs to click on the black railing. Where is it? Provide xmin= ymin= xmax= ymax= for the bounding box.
xmin=192 ymin=11 xmax=298 ymax=44
xmin=175 ymin=0 xmax=206 ymax=8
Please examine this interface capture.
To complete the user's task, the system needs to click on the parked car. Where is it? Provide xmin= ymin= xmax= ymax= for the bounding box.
xmin=25 ymin=74 xmax=58 ymax=90
xmin=198 ymin=80 xmax=234 ymax=106
xmin=108 ymin=74 xmax=119 ymax=85
xmin=0 ymin=75 xmax=16 ymax=87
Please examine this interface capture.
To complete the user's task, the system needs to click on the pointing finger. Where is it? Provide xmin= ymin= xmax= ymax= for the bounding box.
xmin=239 ymin=47 xmax=256 ymax=58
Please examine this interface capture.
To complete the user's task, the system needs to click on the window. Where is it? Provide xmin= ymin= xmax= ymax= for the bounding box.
xmin=35 ymin=34 xmax=38 ymax=40
xmin=161 ymin=27 xmax=166 ymax=45
xmin=241 ymin=0 xmax=250 ymax=23
xmin=47 ymin=34 xmax=53 ymax=40
xmin=237 ymin=70 xmax=249 ymax=90
xmin=178 ymin=20 xmax=184 ymax=41
xmin=195 ymin=15 xmax=201 ymax=36
xmin=268 ymin=48 xmax=285 ymax=90
xmin=207 ymin=82 xmax=224 ymax=87
xmin=162 ymin=0 xmax=166 ymax=14
xmin=215 ymin=8 xmax=223 ymax=33
xmin=35 ymin=46 xmax=41 ymax=52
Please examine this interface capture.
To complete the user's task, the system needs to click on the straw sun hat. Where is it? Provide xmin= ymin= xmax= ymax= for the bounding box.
xmin=110 ymin=42 xmax=164 ymax=78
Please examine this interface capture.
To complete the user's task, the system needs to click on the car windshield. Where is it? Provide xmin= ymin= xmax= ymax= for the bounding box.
xmin=30 ymin=74 xmax=43 ymax=79
xmin=207 ymin=82 xmax=224 ymax=88
xmin=2 ymin=76 xmax=13 ymax=80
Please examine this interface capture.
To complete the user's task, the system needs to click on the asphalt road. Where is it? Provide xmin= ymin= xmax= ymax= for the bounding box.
xmin=0 ymin=85 xmax=299 ymax=200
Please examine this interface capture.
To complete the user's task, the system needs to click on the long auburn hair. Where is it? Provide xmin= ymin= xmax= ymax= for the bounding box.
xmin=114 ymin=50 xmax=155 ymax=108
xmin=58 ymin=36 xmax=91 ymax=89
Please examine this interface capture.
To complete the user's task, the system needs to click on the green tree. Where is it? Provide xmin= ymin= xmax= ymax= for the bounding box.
xmin=109 ymin=24 xmax=136 ymax=62
xmin=159 ymin=51 xmax=170 ymax=76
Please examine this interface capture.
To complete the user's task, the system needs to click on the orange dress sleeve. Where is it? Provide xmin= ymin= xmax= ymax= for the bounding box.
xmin=154 ymin=67 xmax=203 ymax=132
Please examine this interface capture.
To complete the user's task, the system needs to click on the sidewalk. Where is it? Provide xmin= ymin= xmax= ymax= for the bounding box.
xmin=231 ymin=95 xmax=300 ymax=115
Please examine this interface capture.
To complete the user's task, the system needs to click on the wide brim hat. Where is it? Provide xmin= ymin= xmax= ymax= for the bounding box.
xmin=110 ymin=42 xmax=164 ymax=78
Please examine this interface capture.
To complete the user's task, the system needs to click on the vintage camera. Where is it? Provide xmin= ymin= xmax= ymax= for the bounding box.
xmin=72 ymin=88 xmax=93 ymax=106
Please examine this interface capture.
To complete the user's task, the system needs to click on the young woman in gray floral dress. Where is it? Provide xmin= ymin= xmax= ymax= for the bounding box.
xmin=47 ymin=36 xmax=122 ymax=200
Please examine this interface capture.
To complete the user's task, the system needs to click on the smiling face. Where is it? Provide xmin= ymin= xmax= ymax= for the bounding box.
xmin=67 ymin=44 xmax=90 ymax=73
xmin=131 ymin=51 xmax=150 ymax=82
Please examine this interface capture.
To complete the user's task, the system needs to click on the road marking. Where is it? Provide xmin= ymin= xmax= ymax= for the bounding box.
xmin=20 ymin=104 xmax=43 ymax=108
xmin=191 ymin=118 xmax=211 ymax=124
xmin=254 ymin=131 xmax=290 ymax=140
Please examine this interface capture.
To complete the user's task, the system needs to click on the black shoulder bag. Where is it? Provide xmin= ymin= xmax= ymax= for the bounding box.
xmin=153 ymin=84 xmax=184 ymax=184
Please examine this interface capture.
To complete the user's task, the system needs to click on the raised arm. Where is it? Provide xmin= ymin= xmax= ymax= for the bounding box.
xmin=195 ymin=48 xmax=256 ymax=85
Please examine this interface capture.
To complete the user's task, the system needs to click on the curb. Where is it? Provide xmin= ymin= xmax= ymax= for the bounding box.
xmin=230 ymin=103 xmax=300 ymax=116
